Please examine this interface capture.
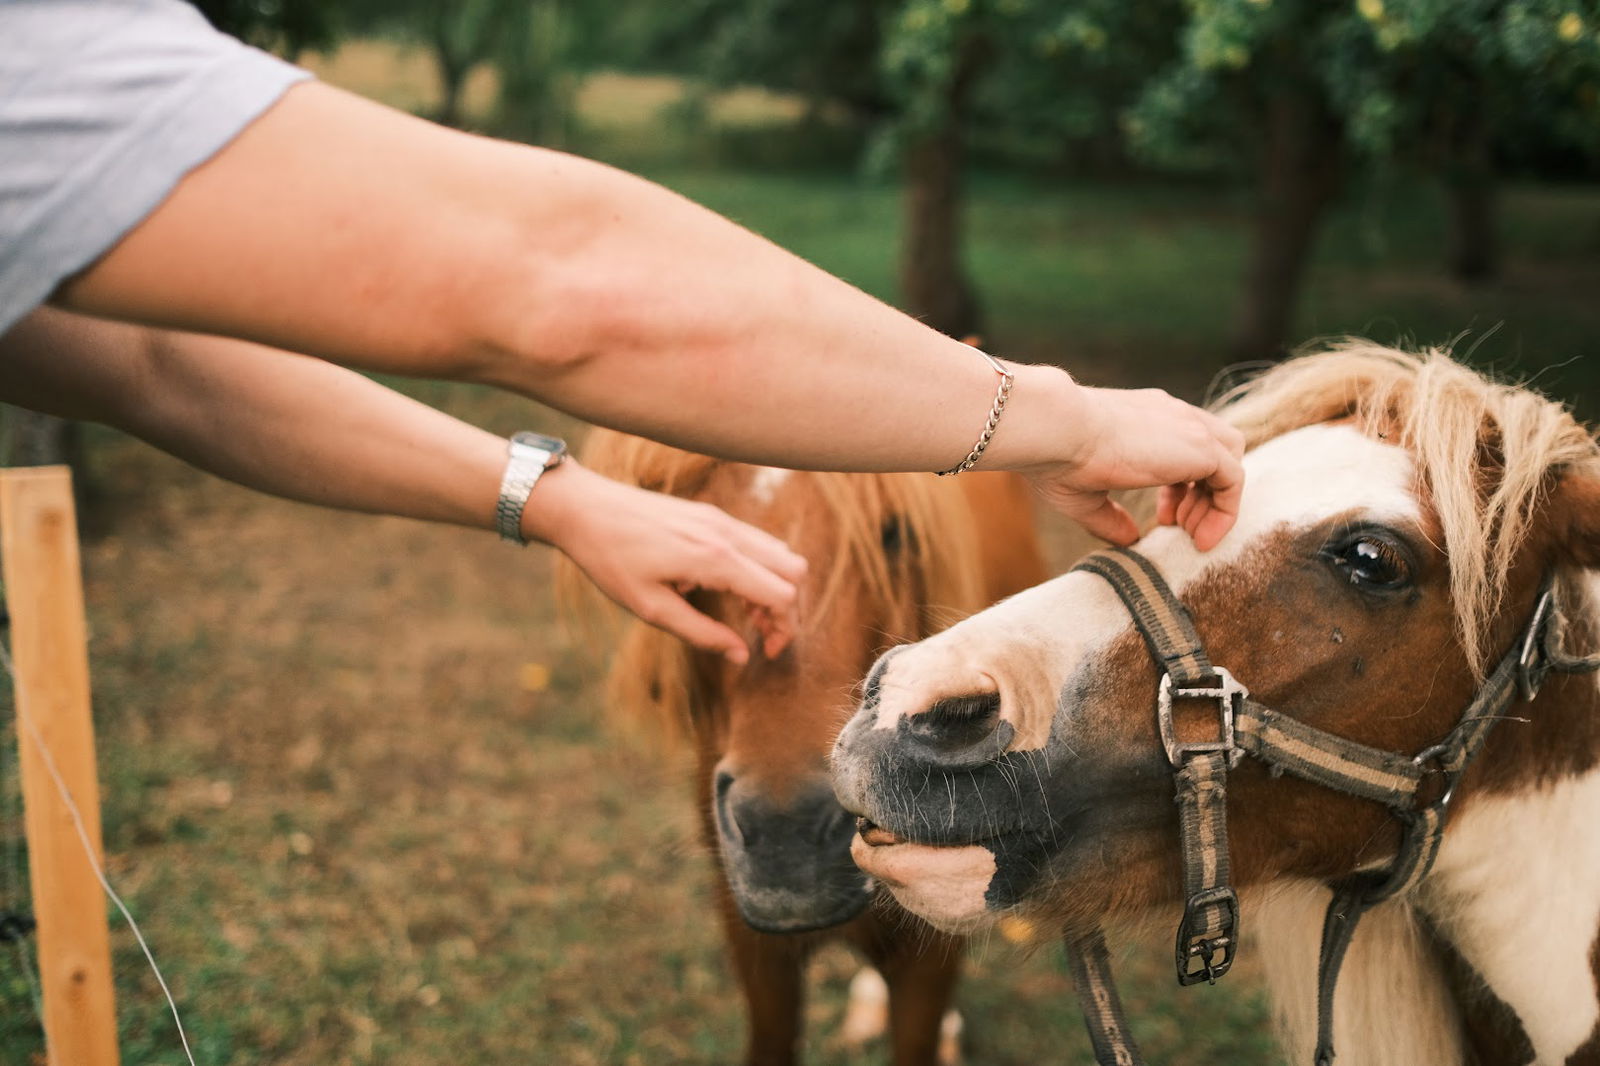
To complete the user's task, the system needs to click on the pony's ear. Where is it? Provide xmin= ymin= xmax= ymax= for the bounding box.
xmin=1552 ymin=472 xmax=1600 ymax=569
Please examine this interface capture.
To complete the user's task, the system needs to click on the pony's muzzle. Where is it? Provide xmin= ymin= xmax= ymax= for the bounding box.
xmin=713 ymin=770 xmax=872 ymax=933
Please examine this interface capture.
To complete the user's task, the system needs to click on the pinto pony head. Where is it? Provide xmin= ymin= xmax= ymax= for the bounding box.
xmin=575 ymin=429 xmax=1005 ymax=933
xmin=834 ymin=342 xmax=1600 ymax=940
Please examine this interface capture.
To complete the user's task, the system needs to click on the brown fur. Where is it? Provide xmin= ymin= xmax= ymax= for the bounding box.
xmin=567 ymin=429 xmax=1047 ymax=1065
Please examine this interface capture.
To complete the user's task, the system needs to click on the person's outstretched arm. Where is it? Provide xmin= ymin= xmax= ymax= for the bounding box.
xmin=0 ymin=308 xmax=804 ymax=663
xmin=54 ymin=82 xmax=1243 ymax=550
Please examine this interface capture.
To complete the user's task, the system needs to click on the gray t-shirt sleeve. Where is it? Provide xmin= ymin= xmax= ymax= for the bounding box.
xmin=0 ymin=0 xmax=312 ymax=333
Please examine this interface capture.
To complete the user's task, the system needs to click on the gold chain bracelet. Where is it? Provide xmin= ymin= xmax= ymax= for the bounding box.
xmin=937 ymin=347 xmax=1015 ymax=476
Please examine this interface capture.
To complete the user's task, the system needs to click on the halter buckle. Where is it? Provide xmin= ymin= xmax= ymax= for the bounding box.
xmin=1158 ymin=668 xmax=1247 ymax=769
xmin=1176 ymin=886 xmax=1239 ymax=985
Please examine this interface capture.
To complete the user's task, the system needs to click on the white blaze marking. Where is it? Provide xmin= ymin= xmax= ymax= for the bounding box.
xmin=748 ymin=466 xmax=793 ymax=506
xmin=1133 ymin=423 xmax=1422 ymax=591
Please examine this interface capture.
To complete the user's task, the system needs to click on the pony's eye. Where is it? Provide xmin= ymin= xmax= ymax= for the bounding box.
xmin=1328 ymin=535 xmax=1410 ymax=590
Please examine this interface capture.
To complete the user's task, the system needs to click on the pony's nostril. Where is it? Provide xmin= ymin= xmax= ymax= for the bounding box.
xmin=715 ymin=771 xmax=758 ymax=846
xmin=904 ymin=691 xmax=1006 ymax=758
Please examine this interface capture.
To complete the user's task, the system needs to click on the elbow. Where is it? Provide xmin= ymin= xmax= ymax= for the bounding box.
xmin=458 ymin=264 xmax=602 ymax=393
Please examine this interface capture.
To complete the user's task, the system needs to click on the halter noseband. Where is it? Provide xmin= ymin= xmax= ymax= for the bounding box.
xmin=1063 ymin=547 xmax=1600 ymax=1066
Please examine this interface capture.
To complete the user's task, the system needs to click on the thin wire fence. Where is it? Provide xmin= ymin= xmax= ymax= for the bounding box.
xmin=0 ymin=579 xmax=198 ymax=1066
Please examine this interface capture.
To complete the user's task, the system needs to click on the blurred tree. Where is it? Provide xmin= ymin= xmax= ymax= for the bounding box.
xmin=660 ymin=0 xmax=984 ymax=337
xmin=1129 ymin=0 xmax=1600 ymax=357
xmin=1125 ymin=1 xmax=1357 ymax=360
xmin=492 ymin=0 xmax=661 ymax=145
xmin=1336 ymin=0 xmax=1600 ymax=282
xmin=417 ymin=0 xmax=510 ymax=128
xmin=335 ymin=0 xmax=511 ymax=128
xmin=189 ymin=0 xmax=336 ymax=59
xmin=654 ymin=0 xmax=896 ymax=122
xmin=883 ymin=0 xmax=987 ymax=338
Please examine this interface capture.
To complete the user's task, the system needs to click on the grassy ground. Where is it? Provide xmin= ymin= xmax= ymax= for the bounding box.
xmin=2 ymin=42 xmax=1598 ymax=1066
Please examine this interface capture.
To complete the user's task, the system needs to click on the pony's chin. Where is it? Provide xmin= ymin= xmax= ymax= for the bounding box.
xmin=849 ymin=834 xmax=998 ymax=934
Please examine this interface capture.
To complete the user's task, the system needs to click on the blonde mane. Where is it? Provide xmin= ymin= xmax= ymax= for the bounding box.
xmin=567 ymin=430 xmax=993 ymax=740
xmin=1217 ymin=340 xmax=1600 ymax=673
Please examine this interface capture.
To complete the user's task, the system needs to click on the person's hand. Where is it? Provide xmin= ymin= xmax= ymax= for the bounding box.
xmin=1026 ymin=384 xmax=1246 ymax=551
xmin=526 ymin=461 xmax=807 ymax=663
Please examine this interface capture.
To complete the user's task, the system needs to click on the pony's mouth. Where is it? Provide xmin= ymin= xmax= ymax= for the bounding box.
xmin=850 ymin=816 xmax=1003 ymax=932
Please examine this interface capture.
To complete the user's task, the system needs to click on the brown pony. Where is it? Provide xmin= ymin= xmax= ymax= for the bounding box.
xmin=835 ymin=344 xmax=1600 ymax=1065
xmin=576 ymin=429 xmax=1048 ymax=1066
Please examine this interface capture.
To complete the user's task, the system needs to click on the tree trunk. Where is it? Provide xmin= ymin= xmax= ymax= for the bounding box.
xmin=1445 ymin=107 xmax=1498 ymax=283
xmin=494 ymin=0 xmax=566 ymax=146
xmin=900 ymin=45 xmax=983 ymax=341
xmin=433 ymin=52 xmax=469 ymax=128
xmin=1231 ymin=88 xmax=1343 ymax=363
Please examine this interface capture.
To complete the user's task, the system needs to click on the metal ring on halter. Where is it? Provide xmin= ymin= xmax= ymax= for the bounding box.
xmin=1517 ymin=585 xmax=1556 ymax=702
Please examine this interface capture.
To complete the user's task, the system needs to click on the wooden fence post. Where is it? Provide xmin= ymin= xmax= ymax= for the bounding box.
xmin=1 ymin=465 xmax=120 ymax=1066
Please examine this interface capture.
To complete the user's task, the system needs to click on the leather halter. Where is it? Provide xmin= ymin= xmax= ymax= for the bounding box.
xmin=1063 ymin=547 xmax=1600 ymax=1066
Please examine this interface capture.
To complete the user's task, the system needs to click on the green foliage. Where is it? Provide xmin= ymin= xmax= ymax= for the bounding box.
xmin=188 ymin=0 xmax=336 ymax=57
xmin=1127 ymin=0 xmax=1600 ymax=170
xmin=647 ymin=0 xmax=899 ymax=123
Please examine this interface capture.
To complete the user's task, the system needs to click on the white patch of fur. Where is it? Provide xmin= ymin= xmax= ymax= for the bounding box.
xmin=747 ymin=466 xmax=792 ymax=506
xmin=1247 ymin=880 xmax=1467 ymax=1066
xmin=1422 ymin=764 xmax=1600 ymax=1063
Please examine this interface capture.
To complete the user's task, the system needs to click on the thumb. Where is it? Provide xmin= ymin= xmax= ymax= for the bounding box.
xmin=1071 ymin=497 xmax=1140 ymax=546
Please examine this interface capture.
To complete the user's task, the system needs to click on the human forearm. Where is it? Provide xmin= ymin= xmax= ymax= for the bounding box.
xmin=1 ymin=309 xmax=504 ymax=529
xmin=0 ymin=309 xmax=806 ymax=660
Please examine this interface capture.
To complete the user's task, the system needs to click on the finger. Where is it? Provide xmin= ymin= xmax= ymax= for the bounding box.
xmin=1073 ymin=498 xmax=1141 ymax=546
xmin=1156 ymin=484 xmax=1182 ymax=526
xmin=1174 ymin=484 xmax=1201 ymax=532
xmin=720 ymin=516 xmax=809 ymax=584
xmin=695 ymin=543 xmax=801 ymax=619
xmin=1191 ymin=503 xmax=1235 ymax=552
xmin=640 ymin=590 xmax=751 ymax=664
xmin=1183 ymin=489 xmax=1211 ymax=540
xmin=752 ymin=601 xmax=796 ymax=659
xmin=1201 ymin=448 xmax=1245 ymax=534
xmin=747 ymin=600 xmax=798 ymax=660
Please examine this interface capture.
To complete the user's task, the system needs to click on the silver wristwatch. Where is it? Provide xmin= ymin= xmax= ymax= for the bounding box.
xmin=496 ymin=431 xmax=567 ymax=545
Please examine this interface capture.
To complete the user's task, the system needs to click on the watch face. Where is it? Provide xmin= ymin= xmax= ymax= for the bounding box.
xmin=512 ymin=432 xmax=568 ymax=462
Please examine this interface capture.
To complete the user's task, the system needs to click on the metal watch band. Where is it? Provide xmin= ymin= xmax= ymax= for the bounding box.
xmin=496 ymin=433 xmax=565 ymax=545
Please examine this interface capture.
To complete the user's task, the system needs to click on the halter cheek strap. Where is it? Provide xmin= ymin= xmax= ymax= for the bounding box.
xmin=1064 ymin=548 xmax=1600 ymax=1066
xmin=1074 ymin=550 xmax=1241 ymax=987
